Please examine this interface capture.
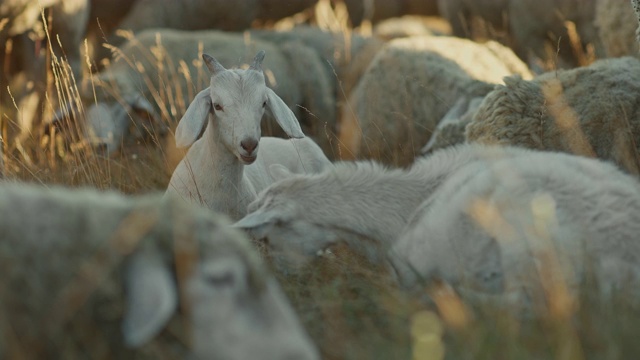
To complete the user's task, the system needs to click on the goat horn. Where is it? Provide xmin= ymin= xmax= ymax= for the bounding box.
xmin=249 ymin=50 xmax=266 ymax=72
xmin=203 ymin=54 xmax=226 ymax=74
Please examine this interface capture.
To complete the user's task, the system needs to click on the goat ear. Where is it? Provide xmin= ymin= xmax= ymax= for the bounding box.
xmin=203 ymin=53 xmax=226 ymax=74
xmin=266 ymin=88 xmax=304 ymax=139
xmin=268 ymin=164 xmax=294 ymax=182
xmin=122 ymin=250 xmax=178 ymax=348
xmin=233 ymin=209 xmax=280 ymax=239
xmin=249 ymin=50 xmax=266 ymax=72
xmin=174 ymin=88 xmax=212 ymax=147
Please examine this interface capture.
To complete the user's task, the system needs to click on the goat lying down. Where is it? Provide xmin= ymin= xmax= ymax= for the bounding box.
xmin=0 ymin=182 xmax=319 ymax=359
xmin=166 ymin=51 xmax=330 ymax=221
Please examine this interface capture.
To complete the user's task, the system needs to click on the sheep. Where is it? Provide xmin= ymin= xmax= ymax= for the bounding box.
xmin=340 ymin=0 xmax=440 ymax=27
xmin=389 ymin=146 xmax=640 ymax=314
xmin=233 ymin=144 xmax=530 ymax=265
xmin=0 ymin=182 xmax=319 ymax=359
xmin=62 ymin=28 xmax=334 ymax=155
xmin=165 ymin=51 xmax=330 ymax=221
xmin=465 ymin=56 xmax=640 ymax=176
xmin=250 ymin=26 xmax=385 ymax=102
xmin=249 ymin=26 xmax=385 ymax=156
xmin=420 ymin=96 xmax=484 ymax=154
xmin=338 ymin=35 xmax=532 ymax=165
xmin=372 ymin=15 xmax=452 ymax=41
xmin=91 ymin=0 xmax=320 ymax=63
xmin=439 ymin=0 xmax=603 ymax=70
xmin=594 ymin=0 xmax=639 ymax=57
xmin=436 ymin=0 xmax=509 ymax=41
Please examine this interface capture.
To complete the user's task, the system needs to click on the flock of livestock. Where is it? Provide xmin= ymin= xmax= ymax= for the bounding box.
xmin=3 ymin=0 xmax=640 ymax=358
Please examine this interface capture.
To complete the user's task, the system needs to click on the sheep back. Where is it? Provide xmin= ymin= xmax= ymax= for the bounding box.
xmin=392 ymin=147 xmax=640 ymax=312
xmin=466 ymin=56 xmax=640 ymax=175
xmin=340 ymin=35 xmax=531 ymax=165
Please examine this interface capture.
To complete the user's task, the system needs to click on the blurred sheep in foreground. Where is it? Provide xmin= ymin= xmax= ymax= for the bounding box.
xmin=58 ymin=28 xmax=335 ymax=155
xmin=0 ymin=182 xmax=319 ymax=359
xmin=166 ymin=52 xmax=329 ymax=221
xmin=438 ymin=0 xmax=603 ymax=70
xmin=339 ymin=35 xmax=531 ymax=165
xmin=466 ymin=56 xmax=640 ymax=176
xmin=391 ymin=147 xmax=640 ymax=314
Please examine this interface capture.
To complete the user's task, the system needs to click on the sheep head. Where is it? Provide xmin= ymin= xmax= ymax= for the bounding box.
xmin=174 ymin=51 xmax=305 ymax=165
xmin=121 ymin=198 xmax=319 ymax=359
xmin=233 ymin=164 xmax=339 ymax=260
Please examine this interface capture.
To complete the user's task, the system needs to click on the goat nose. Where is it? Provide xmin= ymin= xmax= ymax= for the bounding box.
xmin=240 ymin=138 xmax=259 ymax=153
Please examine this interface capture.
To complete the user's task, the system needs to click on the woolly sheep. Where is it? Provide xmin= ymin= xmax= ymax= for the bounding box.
xmin=63 ymin=28 xmax=334 ymax=155
xmin=0 ymin=182 xmax=319 ymax=359
xmin=439 ymin=0 xmax=603 ymax=70
xmin=420 ymin=96 xmax=484 ymax=154
xmin=166 ymin=51 xmax=330 ymax=221
xmin=92 ymin=0 xmax=319 ymax=62
xmin=466 ymin=56 xmax=640 ymax=176
xmin=233 ymin=144 xmax=530 ymax=265
xmin=390 ymin=146 xmax=640 ymax=313
xmin=338 ymin=35 xmax=532 ymax=165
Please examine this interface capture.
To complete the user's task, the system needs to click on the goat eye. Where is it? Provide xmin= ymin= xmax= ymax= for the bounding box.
xmin=214 ymin=104 xmax=224 ymax=111
xmin=262 ymin=100 xmax=267 ymax=108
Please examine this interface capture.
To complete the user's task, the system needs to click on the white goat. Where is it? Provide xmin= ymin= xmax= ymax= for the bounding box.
xmin=0 ymin=182 xmax=319 ymax=359
xmin=390 ymin=148 xmax=640 ymax=313
xmin=234 ymin=145 xmax=529 ymax=264
xmin=166 ymin=51 xmax=330 ymax=220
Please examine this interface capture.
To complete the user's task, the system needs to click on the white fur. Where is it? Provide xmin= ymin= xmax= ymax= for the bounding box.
xmin=234 ymin=144 xmax=531 ymax=264
xmin=390 ymin=147 xmax=640 ymax=313
xmin=0 ymin=182 xmax=319 ymax=359
xmin=166 ymin=51 xmax=330 ymax=221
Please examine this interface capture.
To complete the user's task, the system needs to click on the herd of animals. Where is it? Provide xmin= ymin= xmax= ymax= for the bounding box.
xmin=3 ymin=0 xmax=640 ymax=358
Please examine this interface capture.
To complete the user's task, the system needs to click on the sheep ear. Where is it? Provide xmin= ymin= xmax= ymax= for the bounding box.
xmin=174 ymin=88 xmax=212 ymax=147
xmin=122 ymin=250 xmax=178 ymax=348
xmin=233 ymin=209 xmax=280 ymax=239
xmin=203 ymin=54 xmax=226 ymax=74
xmin=266 ymin=88 xmax=304 ymax=139
xmin=249 ymin=50 xmax=266 ymax=72
xmin=268 ymin=163 xmax=294 ymax=182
